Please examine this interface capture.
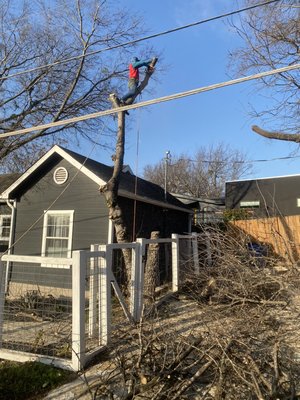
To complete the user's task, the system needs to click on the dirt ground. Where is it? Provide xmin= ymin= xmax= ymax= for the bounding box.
xmin=44 ymin=296 xmax=205 ymax=399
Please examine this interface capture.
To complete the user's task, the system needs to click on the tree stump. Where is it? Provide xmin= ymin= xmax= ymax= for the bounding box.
xmin=144 ymin=231 xmax=160 ymax=307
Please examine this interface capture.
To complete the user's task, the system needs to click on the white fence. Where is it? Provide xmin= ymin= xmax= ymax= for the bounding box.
xmin=0 ymin=234 xmax=199 ymax=371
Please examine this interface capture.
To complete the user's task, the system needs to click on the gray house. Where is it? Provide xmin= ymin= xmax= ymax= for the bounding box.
xmin=225 ymin=174 xmax=300 ymax=217
xmin=0 ymin=145 xmax=192 ymax=287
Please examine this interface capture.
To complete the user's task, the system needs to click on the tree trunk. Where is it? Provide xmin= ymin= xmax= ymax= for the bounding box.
xmin=100 ymin=58 xmax=158 ymax=296
xmin=99 ymin=107 xmax=132 ymax=293
xmin=144 ymin=231 xmax=160 ymax=307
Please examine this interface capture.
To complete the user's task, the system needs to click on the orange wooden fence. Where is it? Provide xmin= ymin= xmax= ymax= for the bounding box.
xmin=230 ymin=215 xmax=300 ymax=262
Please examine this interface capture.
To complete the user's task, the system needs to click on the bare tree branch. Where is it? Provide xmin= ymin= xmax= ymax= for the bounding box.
xmin=252 ymin=124 xmax=300 ymax=143
xmin=229 ymin=0 xmax=299 ymax=133
xmin=0 ymin=0 xmax=151 ymax=172
xmin=144 ymin=143 xmax=252 ymax=198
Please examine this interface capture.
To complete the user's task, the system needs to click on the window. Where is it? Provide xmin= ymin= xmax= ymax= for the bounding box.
xmin=0 ymin=215 xmax=11 ymax=241
xmin=240 ymin=200 xmax=260 ymax=208
xmin=297 ymin=198 xmax=300 ymax=207
xmin=41 ymin=211 xmax=74 ymax=267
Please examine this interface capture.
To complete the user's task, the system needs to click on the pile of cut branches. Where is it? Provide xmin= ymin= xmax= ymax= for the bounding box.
xmin=80 ymin=225 xmax=300 ymax=399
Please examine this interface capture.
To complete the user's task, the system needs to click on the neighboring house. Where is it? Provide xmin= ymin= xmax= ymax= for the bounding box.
xmin=226 ymin=174 xmax=300 ymax=261
xmin=172 ymin=193 xmax=225 ymax=225
xmin=0 ymin=145 xmax=192 ymax=288
xmin=226 ymin=174 xmax=300 ymax=217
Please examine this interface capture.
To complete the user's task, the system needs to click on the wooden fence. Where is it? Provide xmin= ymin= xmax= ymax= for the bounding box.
xmin=230 ymin=215 xmax=300 ymax=262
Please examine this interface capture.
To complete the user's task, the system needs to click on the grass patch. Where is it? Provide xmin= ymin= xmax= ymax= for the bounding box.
xmin=0 ymin=360 xmax=76 ymax=400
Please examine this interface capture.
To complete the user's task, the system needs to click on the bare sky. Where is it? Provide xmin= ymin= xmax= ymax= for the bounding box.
xmin=79 ymin=0 xmax=300 ymax=180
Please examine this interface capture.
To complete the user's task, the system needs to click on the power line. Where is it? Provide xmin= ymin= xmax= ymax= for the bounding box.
xmin=1 ymin=62 xmax=299 ymax=139
xmin=174 ymin=154 xmax=300 ymax=165
xmin=0 ymin=0 xmax=281 ymax=82
xmin=232 ymin=155 xmax=300 ymax=164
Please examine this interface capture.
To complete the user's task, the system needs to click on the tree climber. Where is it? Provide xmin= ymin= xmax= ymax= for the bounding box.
xmin=121 ymin=57 xmax=156 ymax=103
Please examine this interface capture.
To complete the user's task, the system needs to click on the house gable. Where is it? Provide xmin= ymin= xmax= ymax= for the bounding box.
xmin=13 ymin=157 xmax=109 ymax=256
xmin=1 ymin=145 xmax=105 ymax=200
xmin=2 ymin=145 xmax=191 ymax=214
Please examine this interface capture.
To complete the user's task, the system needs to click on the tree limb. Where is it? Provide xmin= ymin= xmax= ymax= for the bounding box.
xmin=252 ymin=125 xmax=300 ymax=143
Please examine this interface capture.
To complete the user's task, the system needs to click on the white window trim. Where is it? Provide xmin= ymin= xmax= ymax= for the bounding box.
xmin=240 ymin=200 xmax=260 ymax=208
xmin=41 ymin=210 xmax=74 ymax=268
xmin=0 ymin=215 xmax=11 ymax=241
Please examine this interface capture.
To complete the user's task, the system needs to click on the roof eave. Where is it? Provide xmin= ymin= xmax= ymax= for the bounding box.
xmin=118 ymin=190 xmax=193 ymax=213
xmin=1 ymin=145 xmax=106 ymax=198
xmin=1 ymin=145 xmax=192 ymax=212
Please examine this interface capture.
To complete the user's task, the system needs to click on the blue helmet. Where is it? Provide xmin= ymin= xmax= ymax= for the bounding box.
xmin=131 ymin=57 xmax=140 ymax=63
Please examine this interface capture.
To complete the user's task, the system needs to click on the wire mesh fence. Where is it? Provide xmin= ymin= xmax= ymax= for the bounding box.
xmin=0 ymin=252 xmax=108 ymax=370
xmin=0 ymin=260 xmax=73 ymax=360
xmin=0 ymin=234 xmax=199 ymax=370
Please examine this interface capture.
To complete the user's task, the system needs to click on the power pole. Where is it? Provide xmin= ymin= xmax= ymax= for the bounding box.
xmin=164 ymin=150 xmax=171 ymax=200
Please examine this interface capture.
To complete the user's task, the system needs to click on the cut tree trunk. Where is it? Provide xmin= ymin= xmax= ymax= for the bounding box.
xmin=100 ymin=58 xmax=158 ymax=296
xmin=99 ymin=108 xmax=132 ymax=293
xmin=144 ymin=231 xmax=160 ymax=306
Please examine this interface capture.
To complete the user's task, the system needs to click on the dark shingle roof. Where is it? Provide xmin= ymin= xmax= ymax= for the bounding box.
xmin=62 ymin=147 xmax=189 ymax=210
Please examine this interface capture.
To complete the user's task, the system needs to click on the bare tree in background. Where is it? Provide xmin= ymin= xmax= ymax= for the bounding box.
xmin=143 ymin=143 xmax=251 ymax=198
xmin=0 ymin=0 xmax=152 ymax=171
xmin=229 ymin=0 xmax=299 ymax=141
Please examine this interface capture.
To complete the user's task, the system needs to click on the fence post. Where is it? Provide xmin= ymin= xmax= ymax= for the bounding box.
xmin=99 ymin=245 xmax=111 ymax=346
xmin=192 ymin=232 xmax=199 ymax=274
xmin=171 ymin=234 xmax=179 ymax=292
xmin=72 ymin=250 xmax=86 ymax=371
xmin=89 ymin=244 xmax=98 ymax=337
xmin=135 ymin=238 xmax=146 ymax=321
xmin=130 ymin=243 xmax=140 ymax=321
xmin=205 ymin=231 xmax=212 ymax=267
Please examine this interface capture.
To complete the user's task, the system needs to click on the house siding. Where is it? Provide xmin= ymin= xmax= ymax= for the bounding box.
xmin=119 ymin=197 xmax=190 ymax=239
xmin=10 ymin=158 xmax=109 ymax=288
xmin=6 ymin=153 xmax=190 ymax=290
xmin=226 ymin=176 xmax=300 ymax=217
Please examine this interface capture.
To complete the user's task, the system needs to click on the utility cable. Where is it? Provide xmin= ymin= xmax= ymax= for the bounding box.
xmin=1 ymin=62 xmax=299 ymax=139
xmin=229 ymin=155 xmax=300 ymax=164
xmin=172 ymin=154 xmax=300 ymax=166
xmin=0 ymin=0 xmax=282 ymax=82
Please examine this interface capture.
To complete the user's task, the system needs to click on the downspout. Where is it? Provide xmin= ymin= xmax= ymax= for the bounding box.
xmin=5 ymin=199 xmax=16 ymax=293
